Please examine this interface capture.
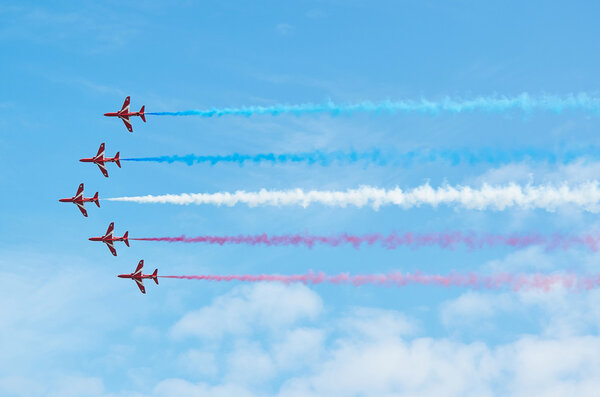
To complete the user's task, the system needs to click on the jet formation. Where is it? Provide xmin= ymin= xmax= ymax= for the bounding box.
xmin=59 ymin=97 xmax=156 ymax=294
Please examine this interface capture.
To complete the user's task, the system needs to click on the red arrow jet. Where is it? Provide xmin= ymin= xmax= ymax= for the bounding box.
xmin=80 ymin=143 xmax=121 ymax=178
xmin=59 ymin=183 xmax=99 ymax=217
xmin=89 ymin=222 xmax=129 ymax=256
xmin=104 ymin=96 xmax=145 ymax=132
xmin=118 ymin=260 xmax=158 ymax=294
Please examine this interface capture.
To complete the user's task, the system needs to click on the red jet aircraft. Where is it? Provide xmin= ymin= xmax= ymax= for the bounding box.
xmin=89 ymin=222 xmax=129 ymax=256
xmin=80 ymin=143 xmax=121 ymax=178
xmin=104 ymin=96 xmax=145 ymax=132
xmin=118 ymin=260 xmax=158 ymax=294
xmin=59 ymin=183 xmax=99 ymax=217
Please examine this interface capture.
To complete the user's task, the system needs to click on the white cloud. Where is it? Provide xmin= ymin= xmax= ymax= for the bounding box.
xmin=5 ymin=273 xmax=600 ymax=397
xmin=47 ymin=376 xmax=108 ymax=397
xmin=0 ymin=376 xmax=45 ymax=397
xmin=0 ymin=375 xmax=116 ymax=397
xmin=279 ymin=337 xmax=496 ymax=397
xmin=498 ymin=336 xmax=600 ymax=397
xmin=482 ymin=246 xmax=562 ymax=273
xmin=152 ymin=379 xmax=256 ymax=397
xmin=177 ymin=350 xmax=218 ymax=378
xmin=470 ymin=163 xmax=534 ymax=185
xmin=441 ymin=286 xmax=600 ymax=338
xmin=0 ymin=253 xmax=126 ymax=372
xmin=271 ymin=327 xmax=325 ymax=371
xmin=339 ymin=307 xmax=416 ymax=340
xmin=469 ymin=161 xmax=600 ymax=186
xmin=225 ymin=342 xmax=276 ymax=385
xmin=278 ymin=333 xmax=600 ymax=397
xmin=170 ymin=283 xmax=323 ymax=340
xmin=160 ymin=285 xmax=600 ymax=397
xmin=440 ymin=291 xmax=515 ymax=328
xmin=519 ymin=289 xmax=600 ymax=337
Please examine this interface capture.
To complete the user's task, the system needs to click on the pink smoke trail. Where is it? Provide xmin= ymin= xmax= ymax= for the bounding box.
xmin=132 ymin=232 xmax=600 ymax=251
xmin=160 ymin=271 xmax=600 ymax=292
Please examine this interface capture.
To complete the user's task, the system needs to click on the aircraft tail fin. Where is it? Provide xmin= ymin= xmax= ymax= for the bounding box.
xmin=115 ymin=152 xmax=121 ymax=168
xmin=94 ymin=192 xmax=100 ymax=207
xmin=139 ymin=106 xmax=146 ymax=122
xmin=153 ymin=269 xmax=158 ymax=284
xmin=123 ymin=231 xmax=130 ymax=247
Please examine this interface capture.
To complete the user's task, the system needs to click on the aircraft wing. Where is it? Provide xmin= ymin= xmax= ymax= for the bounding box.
xmin=134 ymin=260 xmax=144 ymax=275
xmin=105 ymin=241 xmax=117 ymax=256
xmin=134 ymin=278 xmax=146 ymax=294
xmin=76 ymin=202 xmax=88 ymax=217
xmin=121 ymin=96 xmax=130 ymax=112
xmin=120 ymin=116 xmax=133 ymax=132
xmin=75 ymin=183 xmax=84 ymax=199
xmin=96 ymin=143 xmax=105 ymax=158
xmin=96 ymin=162 xmax=109 ymax=178
xmin=105 ymin=222 xmax=114 ymax=237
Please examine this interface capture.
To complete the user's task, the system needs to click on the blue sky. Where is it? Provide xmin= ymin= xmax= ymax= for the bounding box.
xmin=2 ymin=1 xmax=600 ymax=396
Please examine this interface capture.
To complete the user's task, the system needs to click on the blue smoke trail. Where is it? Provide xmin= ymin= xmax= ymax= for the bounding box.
xmin=146 ymin=93 xmax=600 ymax=117
xmin=121 ymin=147 xmax=600 ymax=166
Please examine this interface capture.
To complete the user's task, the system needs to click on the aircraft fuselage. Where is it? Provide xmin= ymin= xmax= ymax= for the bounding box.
xmin=103 ymin=111 xmax=142 ymax=118
xmin=79 ymin=157 xmax=117 ymax=164
xmin=89 ymin=236 xmax=126 ymax=243
xmin=118 ymin=274 xmax=154 ymax=280
xmin=59 ymin=197 xmax=96 ymax=203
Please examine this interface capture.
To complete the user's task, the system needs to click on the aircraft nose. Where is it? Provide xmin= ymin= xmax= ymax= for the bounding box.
xmin=103 ymin=113 xmax=110 ymax=116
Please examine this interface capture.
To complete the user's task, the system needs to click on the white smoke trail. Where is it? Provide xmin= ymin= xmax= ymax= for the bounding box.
xmin=105 ymin=182 xmax=600 ymax=212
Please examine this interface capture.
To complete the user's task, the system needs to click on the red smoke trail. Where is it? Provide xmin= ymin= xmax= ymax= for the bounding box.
xmin=132 ymin=232 xmax=600 ymax=251
xmin=160 ymin=271 xmax=600 ymax=292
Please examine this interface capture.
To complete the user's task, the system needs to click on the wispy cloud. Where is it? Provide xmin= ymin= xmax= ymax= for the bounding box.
xmin=149 ymin=283 xmax=600 ymax=397
xmin=170 ymin=283 xmax=322 ymax=340
xmin=276 ymin=23 xmax=293 ymax=35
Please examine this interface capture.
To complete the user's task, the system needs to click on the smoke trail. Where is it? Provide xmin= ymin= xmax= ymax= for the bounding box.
xmin=105 ymin=182 xmax=600 ymax=212
xmin=132 ymin=232 xmax=600 ymax=251
xmin=146 ymin=93 xmax=600 ymax=117
xmin=160 ymin=270 xmax=600 ymax=292
xmin=120 ymin=147 xmax=600 ymax=167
